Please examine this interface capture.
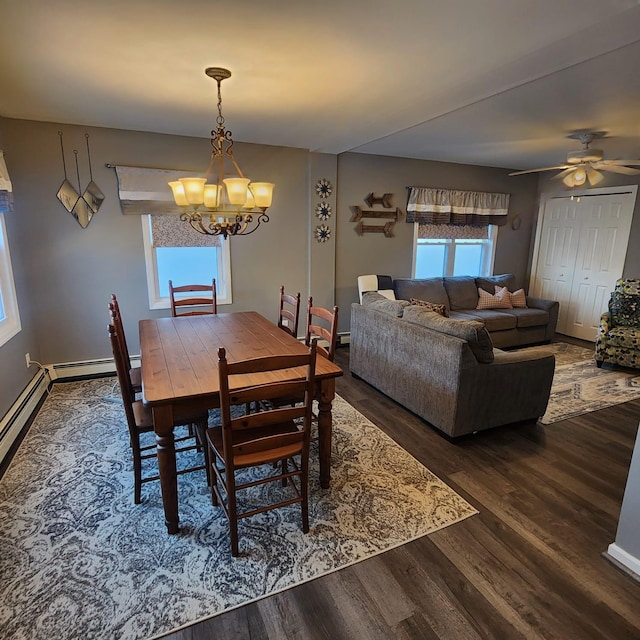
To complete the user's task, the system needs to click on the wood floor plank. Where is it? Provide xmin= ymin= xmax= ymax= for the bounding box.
xmin=163 ymin=345 xmax=640 ymax=639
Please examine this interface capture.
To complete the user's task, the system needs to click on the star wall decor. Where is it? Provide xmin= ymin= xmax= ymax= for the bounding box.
xmin=315 ymin=202 xmax=332 ymax=220
xmin=315 ymin=224 xmax=331 ymax=243
xmin=315 ymin=178 xmax=332 ymax=198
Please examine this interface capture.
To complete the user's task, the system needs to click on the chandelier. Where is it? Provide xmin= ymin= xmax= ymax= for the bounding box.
xmin=168 ymin=67 xmax=275 ymax=239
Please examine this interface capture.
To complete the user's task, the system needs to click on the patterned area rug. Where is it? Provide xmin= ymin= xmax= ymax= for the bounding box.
xmin=516 ymin=342 xmax=640 ymax=424
xmin=0 ymin=379 xmax=476 ymax=640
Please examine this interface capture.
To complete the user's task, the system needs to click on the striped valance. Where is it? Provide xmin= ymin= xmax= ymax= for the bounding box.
xmin=112 ymin=165 xmax=196 ymax=215
xmin=0 ymin=151 xmax=13 ymax=214
xmin=407 ymin=187 xmax=509 ymax=226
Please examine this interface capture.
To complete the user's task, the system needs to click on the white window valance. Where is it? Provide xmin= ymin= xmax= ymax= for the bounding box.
xmin=0 ymin=151 xmax=13 ymax=214
xmin=407 ymin=187 xmax=509 ymax=226
xmin=112 ymin=164 xmax=197 ymax=215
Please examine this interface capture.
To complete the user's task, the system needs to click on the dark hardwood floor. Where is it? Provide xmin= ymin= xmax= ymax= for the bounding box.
xmin=165 ymin=343 xmax=640 ymax=640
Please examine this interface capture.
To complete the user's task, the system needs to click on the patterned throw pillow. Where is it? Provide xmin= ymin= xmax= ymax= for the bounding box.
xmin=476 ymin=287 xmax=513 ymax=310
xmin=494 ymin=285 xmax=527 ymax=308
xmin=409 ymin=298 xmax=448 ymax=317
xmin=610 ymin=292 xmax=640 ymax=327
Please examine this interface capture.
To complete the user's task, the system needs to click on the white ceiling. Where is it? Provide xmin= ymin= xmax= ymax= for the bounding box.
xmin=2 ymin=0 xmax=640 ymax=171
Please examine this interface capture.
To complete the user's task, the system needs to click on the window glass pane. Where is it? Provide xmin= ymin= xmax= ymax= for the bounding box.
xmin=452 ymin=244 xmax=483 ymax=276
xmin=416 ymin=244 xmax=446 ymax=278
xmin=156 ymin=247 xmax=218 ymax=298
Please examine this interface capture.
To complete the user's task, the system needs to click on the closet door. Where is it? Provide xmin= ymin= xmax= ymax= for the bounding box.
xmin=564 ymin=194 xmax=634 ymax=340
xmin=531 ymin=188 xmax=637 ymax=341
xmin=530 ymin=198 xmax=581 ymax=334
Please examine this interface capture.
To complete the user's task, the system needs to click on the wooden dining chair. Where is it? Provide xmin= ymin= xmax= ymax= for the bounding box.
xmin=277 ymin=285 xmax=301 ymax=338
xmin=206 ymin=341 xmax=317 ymax=557
xmin=109 ymin=314 xmax=209 ymax=503
xmin=109 ymin=294 xmax=142 ymax=394
xmin=169 ymin=279 xmax=217 ymax=316
xmin=305 ymin=297 xmax=339 ymax=361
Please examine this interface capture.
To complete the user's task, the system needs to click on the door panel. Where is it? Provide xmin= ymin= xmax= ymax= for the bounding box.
xmin=531 ymin=189 xmax=636 ymax=342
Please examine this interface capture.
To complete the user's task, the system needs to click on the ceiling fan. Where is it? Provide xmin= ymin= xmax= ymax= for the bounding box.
xmin=509 ymin=131 xmax=640 ymax=187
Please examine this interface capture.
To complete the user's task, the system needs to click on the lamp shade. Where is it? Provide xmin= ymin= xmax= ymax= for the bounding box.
xmin=223 ymin=178 xmax=251 ymax=205
xmin=249 ymin=182 xmax=275 ymax=208
xmin=572 ymin=167 xmax=587 ymax=186
xmin=168 ymin=181 xmax=188 ymax=207
xmin=203 ymin=184 xmax=219 ymax=208
xmin=179 ymin=178 xmax=207 ymax=205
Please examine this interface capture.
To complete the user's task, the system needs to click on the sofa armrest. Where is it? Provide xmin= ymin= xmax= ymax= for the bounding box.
xmin=492 ymin=347 xmax=555 ymax=365
xmin=526 ymin=296 xmax=559 ymax=341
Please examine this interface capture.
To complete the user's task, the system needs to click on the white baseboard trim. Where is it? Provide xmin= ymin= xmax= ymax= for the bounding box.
xmin=0 ymin=355 xmax=137 ymax=465
xmin=0 ymin=368 xmax=51 ymax=464
xmin=338 ymin=332 xmax=350 ymax=345
xmin=606 ymin=543 xmax=640 ymax=580
xmin=50 ymin=355 xmax=139 ymax=379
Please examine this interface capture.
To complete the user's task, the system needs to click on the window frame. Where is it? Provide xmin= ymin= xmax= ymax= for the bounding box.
xmin=412 ymin=224 xmax=497 ymax=278
xmin=141 ymin=215 xmax=232 ymax=310
xmin=0 ymin=212 xmax=21 ymax=346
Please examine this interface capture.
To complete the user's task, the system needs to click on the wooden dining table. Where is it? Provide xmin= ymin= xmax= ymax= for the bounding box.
xmin=139 ymin=311 xmax=343 ymax=534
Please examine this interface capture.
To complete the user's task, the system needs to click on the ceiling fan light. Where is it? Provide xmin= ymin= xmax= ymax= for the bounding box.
xmin=562 ymin=172 xmax=576 ymax=187
xmin=572 ymin=167 xmax=587 ymax=186
xmin=587 ymin=168 xmax=604 ymax=186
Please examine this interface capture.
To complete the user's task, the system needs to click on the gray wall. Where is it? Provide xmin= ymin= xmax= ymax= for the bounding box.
xmin=0 ymin=117 xmax=313 ymax=416
xmin=335 ymin=152 xmax=540 ymax=331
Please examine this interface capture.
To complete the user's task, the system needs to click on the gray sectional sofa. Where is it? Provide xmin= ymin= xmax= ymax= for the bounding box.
xmin=391 ymin=274 xmax=559 ymax=348
xmin=350 ymin=282 xmax=557 ymax=438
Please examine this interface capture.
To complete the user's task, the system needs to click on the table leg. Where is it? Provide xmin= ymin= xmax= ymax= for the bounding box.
xmin=317 ymin=378 xmax=335 ymax=489
xmin=152 ymin=405 xmax=179 ymax=534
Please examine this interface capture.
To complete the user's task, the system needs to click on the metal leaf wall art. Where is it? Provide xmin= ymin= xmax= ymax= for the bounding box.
xmin=56 ymin=132 xmax=104 ymax=228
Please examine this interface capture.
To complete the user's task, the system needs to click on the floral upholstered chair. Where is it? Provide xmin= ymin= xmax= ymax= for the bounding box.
xmin=595 ymin=278 xmax=640 ymax=369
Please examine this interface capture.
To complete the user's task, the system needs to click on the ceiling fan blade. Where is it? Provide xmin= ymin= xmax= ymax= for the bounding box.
xmin=598 ymin=159 xmax=640 ymax=166
xmin=509 ymin=165 xmax=570 ymax=176
xmin=596 ymin=164 xmax=640 ymax=175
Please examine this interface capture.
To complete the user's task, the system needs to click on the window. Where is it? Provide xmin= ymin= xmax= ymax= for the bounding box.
xmin=141 ymin=215 xmax=232 ymax=309
xmin=413 ymin=225 xmax=497 ymax=278
xmin=0 ymin=212 xmax=21 ymax=345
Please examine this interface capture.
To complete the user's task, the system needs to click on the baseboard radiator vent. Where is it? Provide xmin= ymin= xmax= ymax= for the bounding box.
xmin=0 ymin=368 xmax=51 ymax=465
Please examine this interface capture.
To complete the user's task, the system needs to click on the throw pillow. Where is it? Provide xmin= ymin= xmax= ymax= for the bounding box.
xmin=476 ymin=287 xmax=513 ymax=310
xmin=609 ymin=292 xmax=640 ymax=327
xmin=409 ymin=297 xmax=448 ymax=317
xmin=494 ymin=285 xmax=527 ymax=308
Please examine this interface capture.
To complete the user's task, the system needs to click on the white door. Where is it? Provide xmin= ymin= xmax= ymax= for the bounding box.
xmin=531 ymin=198 xmax=581 ymax=334
xmin=531 ymin=187 xmax=637 ymax=341
xmin=565 ymin=193 xmax=634 ymax=340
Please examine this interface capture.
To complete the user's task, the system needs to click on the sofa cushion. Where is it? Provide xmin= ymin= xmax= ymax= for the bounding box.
xmin=476 ymin=274 xmax=517 ymax=294
xmin=393 ymin=278 xmax=450 ymax=312
xmin=495 ymin=286 xmax=527 ymax=308
xmin=362 ymin=291 xmax=410 ymax=317
xmin=502 ymin=307 xmax=549 ymax=328
xmin=606 ymin=325 xmax=640 ymax=348
xmin=459 ymin=309 xmax=518 ymax=331
xmin=610 ymin=291 xmax=640 ymax=327
xmin=443 ymin=276 xmax=478 ymax=310
xmin=476 ymin=287 xmax=513 ymax=309
xmin=409 ymin=297 xmax=448 ymax=317
xmin=403 ymin=305 xmax=494 ymax=363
